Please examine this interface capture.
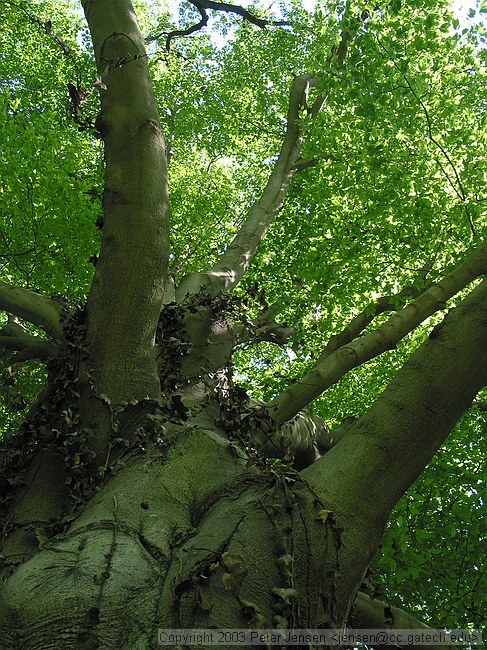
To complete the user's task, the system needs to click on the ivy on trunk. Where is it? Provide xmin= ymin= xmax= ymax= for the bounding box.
xmin=0 ymin=0 xmax=486 ymax=647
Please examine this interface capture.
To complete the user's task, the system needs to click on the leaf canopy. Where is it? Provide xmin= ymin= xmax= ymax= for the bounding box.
xmin=0 ymin=0 xmax=485 ymax=629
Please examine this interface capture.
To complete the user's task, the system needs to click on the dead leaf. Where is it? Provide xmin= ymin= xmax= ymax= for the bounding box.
xmin=315 ymin=509 xmax=333 ymax=523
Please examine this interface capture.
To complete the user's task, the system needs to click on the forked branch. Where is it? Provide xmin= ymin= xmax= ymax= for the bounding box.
xmin=176 ymin=73 xmax=322 ymax=298
xmin=269 ymin=240 xmax=487 ymax=424
xmin=318 ymin=265 xmax=433 ymax=363
xmin=176 ymin=26 xmax=351 ymax=300
xmin=162 ymin=0 xmax=291 ymax=51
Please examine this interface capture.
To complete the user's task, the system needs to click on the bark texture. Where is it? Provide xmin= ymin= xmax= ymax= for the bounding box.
xmin=0 ymin=414 xmax=346 ymax=648
xmin=1 ymin=280 xmax=485 ymax=647
xmin=82 ymin=0 xmax=169 ymax=404
xmin=0 ymin=3 xmax=485 ymax=648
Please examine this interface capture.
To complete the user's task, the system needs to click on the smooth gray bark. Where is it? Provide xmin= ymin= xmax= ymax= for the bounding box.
xmin=82 ymin=0 xmax=169 ymax=404
xmin=0 ymin=4 xmax=484 ymax=648
xmin=0 ymin=281 xmax=63 ymax=340
xmin=270 ymin=241 xmax=487 ymax=424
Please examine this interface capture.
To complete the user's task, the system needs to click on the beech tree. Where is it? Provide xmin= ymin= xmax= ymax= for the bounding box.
xmin=0 ymin=0 xmax=485 ymax=647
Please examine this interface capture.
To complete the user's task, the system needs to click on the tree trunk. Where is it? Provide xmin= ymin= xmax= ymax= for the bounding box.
xmin=0 ymin=406 xmax=353 ymax=649
xmin=1 ymin=279 xmax=485 ymax=647
xmin=1 ymin=2 xmax=486 ymax=648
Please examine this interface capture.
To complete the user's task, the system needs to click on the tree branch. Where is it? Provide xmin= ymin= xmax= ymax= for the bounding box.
xmin=81 ymin=0 xmax=169 ymax=403
xmin=301 ymin=278 xmax=487 ymax=623
xmin=175 ymin=25 xmax=353 ymax=300
xmin=0 ymin=334 xmax=57 ymax=362
xmin=197 ymin=0 xmax=291 ymax=28
xmin=0 ymin=317 xmax=57 ymax=361
xmin=0 ymin=0 xmax=83 ymax=84
xmin=161 ymin=0 xmax=291 ymax=50
xmin=292 ymin=152 xmax=335 ymax=171
xmin=350 ymin=592 xmax=450 ymax=650
xmin=269 ymin=240 xmax=487 ymax=424
xmin=0 ymin=282 xmax=63 ymax=340
xmin=234 ymin=312 xmax=296 ymax=346
xmin=165 ymin=2 xmax=208 ymax=51
xmin=318 ymin=266 xmax=433 ymax=363
xmin=320 ymin=279 xmax=487 ymax=500
xmin=176 ymin=73 xmax=322 ymax=299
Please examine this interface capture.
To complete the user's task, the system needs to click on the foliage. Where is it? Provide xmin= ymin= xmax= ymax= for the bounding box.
xmin=371 ymin=404 xmax=487 ymax=629
xmin=0 ymin=0 xmax=486 ymax=632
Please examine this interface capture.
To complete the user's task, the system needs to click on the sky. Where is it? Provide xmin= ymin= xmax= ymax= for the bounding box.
xmin=167 ymin=0 xmax=485 ymax=41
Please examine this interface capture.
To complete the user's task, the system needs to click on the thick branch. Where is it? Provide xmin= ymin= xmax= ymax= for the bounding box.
xmin=351 ymin=592 xmax=449 ymax=650
xmin=82 ymin=0 xmax=169 ymax=403
xmin=270 ymin=240 xmax=487 ymax=424
xmin=0 ymin=318 xmax=57 ymax=360
xmin=177 ymin=73 xmax=320 ymax=299
xmin=331 ymin=281 xmax=487 ymax=496
xmin=0 ymin=335 xmax=57 ymax=362
xmin=319 ymin=268 xmax=433 ymax=363
xmin=302 ymin=278 xmax=487 ymax=623
xmin=0 ymin=282 xmax=63 ymax=340
xmin=176 ymin=27 xmax=352 ymax=300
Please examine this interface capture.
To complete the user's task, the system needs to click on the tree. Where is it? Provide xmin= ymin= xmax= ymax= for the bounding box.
xmin=0 ymin=0 xmax=485 ymax=647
